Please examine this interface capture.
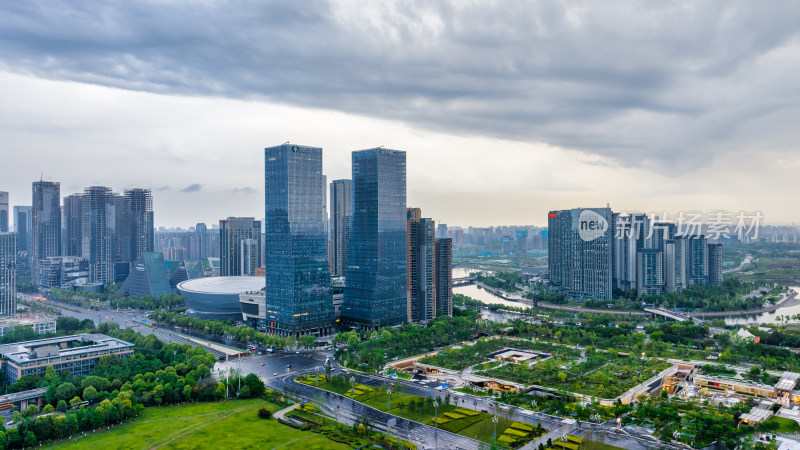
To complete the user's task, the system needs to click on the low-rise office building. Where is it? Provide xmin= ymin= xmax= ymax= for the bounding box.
xmin=0 ymin=333 xmax=133 ymax=383
xmin=0 ymin=314 xmax=56 ymax=336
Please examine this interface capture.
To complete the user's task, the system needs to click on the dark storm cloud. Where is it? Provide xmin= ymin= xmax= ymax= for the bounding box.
xmin=1 ymin=1 xmax=799 ymax=169
xmin=180 ymin=183 xmax=202 ymax=193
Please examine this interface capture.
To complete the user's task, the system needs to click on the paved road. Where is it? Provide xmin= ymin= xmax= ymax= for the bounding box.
xmin=267 ymin=370 xmax=481 ymax=450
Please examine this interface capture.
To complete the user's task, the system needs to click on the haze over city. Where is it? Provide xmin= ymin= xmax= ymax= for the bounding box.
xmin=2 ymin=1 xmax=800 ymax=227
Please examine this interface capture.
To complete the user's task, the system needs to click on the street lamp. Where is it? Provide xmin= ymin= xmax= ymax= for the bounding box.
xmin=433 ymin=401 xmax=439 ymax=427
xmin=492 ymin=415 xmax=499 ymax=440
xmin=387 ymin=389 xmax=392 ymax=410
xmin=315 ymin=367 xmax=320 ymax=387
xmin=350 ymin=376 xmax=356 ymax=397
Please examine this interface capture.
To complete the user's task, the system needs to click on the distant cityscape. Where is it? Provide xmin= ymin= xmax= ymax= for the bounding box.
xmin=2 ymin=152 xmax=800 ymax=338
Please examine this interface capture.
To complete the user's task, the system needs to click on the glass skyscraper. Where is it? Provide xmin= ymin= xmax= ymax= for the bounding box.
xmin=264 ymin=144 xmax=334 ymax=337
xmin=343 ymin=148 xmax=407 ymax=330
xmin=32 ymin=181 xmax=61 ymax=284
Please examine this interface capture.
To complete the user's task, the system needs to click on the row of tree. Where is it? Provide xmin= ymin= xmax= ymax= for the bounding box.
xmin=0 ymin=328 xmax=264 ymax=448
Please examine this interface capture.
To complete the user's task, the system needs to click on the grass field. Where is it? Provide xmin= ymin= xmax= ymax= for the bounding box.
xmin=765 ymin=416 xmax=800 ymax=433
xmin=43 ymin=399 xmax=348 ymax=450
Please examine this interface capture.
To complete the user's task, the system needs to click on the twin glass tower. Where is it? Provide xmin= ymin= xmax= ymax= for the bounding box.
xmin=263 ymin=144 xmax=407 ymax=337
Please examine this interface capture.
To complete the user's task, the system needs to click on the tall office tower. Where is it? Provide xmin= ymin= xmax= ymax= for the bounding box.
xmin=329 ymin=179 xmax=353 ymax=277
xmin=264 ymin=144 xmax=334 ymax=337
xmin=637 ymin=248 xmax=664 ymax=296
xmin=343 ymin=148 xmax=407 ymax=330
xmin=435 ymin=237 xmax=453 ymax=316
xmin=123 ymin=189 xmax=154 ymax=263
xmin=548 ymin=207 xmax=613 ymax=300
xmin=0 ymin=192 xmax=8 ymax=232
xmin=708 ymin=242 xmax=723 ymax=286
xmin=13 ymin=206 xmax=32 ymax=254
xmin=686 ymin=235 xmax=709 ymax=286
xmin=219 ymin=218 xmax=261 ymax=276
xmin=664 ymin=239 xmax=687 ymax=293
xmin=240 ymin=239 xmax=260 ymax=276
xmin=436 ymin=223 xmax=448 ymax=240
xmin=62 ymin=194 xmax=84 ymax=256
xmin=0 ymin=232 xmax=16 ymax=316
xmin=407 ymin=208 xmax=435 ymax=323
xmin=80 ymin=186 xmax=120 ymax=284
xmin=32 ymin=181 xmax=62 ymax=283
xmin=13 ymin=206 xmax=32 ymax=278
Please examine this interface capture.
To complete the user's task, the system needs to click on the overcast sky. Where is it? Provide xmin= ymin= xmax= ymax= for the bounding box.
xmin=1 ymin=1 xmax=799 ymax=228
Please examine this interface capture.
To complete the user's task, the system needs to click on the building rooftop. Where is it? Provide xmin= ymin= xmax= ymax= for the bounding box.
xmin=177 ymin=276 xmax=265 ymax=295
xmin=777 ymin=372 xmax=800 ymax=391
xmin=0 ymin=333 xmax=133 ymax=365
xmin=0 ymin=314 xmax=55 ymax=326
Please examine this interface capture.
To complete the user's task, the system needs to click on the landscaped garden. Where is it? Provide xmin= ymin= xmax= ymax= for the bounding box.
xmin=417 ymin=337 xmax=580 ymax=371
xmin=296 ymin=374 xmax=547 ymax=447
xmin=477 ymin=350 xmax=672 ymax=399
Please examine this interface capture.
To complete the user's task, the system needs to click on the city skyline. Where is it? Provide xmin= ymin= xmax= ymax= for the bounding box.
xmin=1 ymin=2 xmax=800 ymax=228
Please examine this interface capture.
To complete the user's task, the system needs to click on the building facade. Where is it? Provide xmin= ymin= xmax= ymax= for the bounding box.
xmin=81 ymin=186 xmax=119 ymax=284
xmin=435 ymin=237 xmax=453 ymax=316
xmin=13 ymin=206 xmax=32 ymax=278
xmin=343 ymin=148 xmax=408 ymax=329
xmin=329 ymin=179 xmax=353 ymax=277
xmin=548 ymin=207 xmax=613 ymax=300
xmin=708 ymin=242 xmax=723 ymax=286
xmin=37 ymin=256 xmax=89 ymax=289
xmin=123 ymin=188 xmax=155 ymax=264
xmin=263 ymin=144 xmax=334 ymax=337
xmin=219 ymin=217 xmax=261 ymax=277
xmin=32 ymin=181 xmax=61 ymax=283
xmin=0 ymin=334 xmax=133 ymax=384
xmin=0 ymin=192 xmax=8 ymax=232
xmin=407 ymin=209 xmax=435 ymax=323
xmin=0 ymin=233 xmax=16 ymax=316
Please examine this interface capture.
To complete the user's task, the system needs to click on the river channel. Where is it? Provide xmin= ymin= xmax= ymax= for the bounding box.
xmin=453 ymin=266 xmax=800 ymax=325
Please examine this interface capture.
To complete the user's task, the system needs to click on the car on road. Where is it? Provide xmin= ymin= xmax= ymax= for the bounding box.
xmin=273 ymin=373 xmax=278 ymax=376
xmin=260 ymin=363 xmax=264 ymax=366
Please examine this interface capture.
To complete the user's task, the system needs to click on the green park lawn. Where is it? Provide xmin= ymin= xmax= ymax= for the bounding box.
xmin=43 ymin=398 xmax=347 ymax=450
xmin=765 ymin=416 xmax=800 ymax=433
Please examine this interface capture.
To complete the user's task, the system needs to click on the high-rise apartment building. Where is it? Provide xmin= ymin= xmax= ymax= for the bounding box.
xmin=343 ymin=148 xmax=408 ymax=330
xmin=664 ymin=238 xmax=687 ymax=293
xmin=0 ymin=192 xmax=8 ymax=232
xmin=548 ymin=207 xmax=613 ymax=300
xmin=264 ymin=144 xmax=334 ymax=337
xmin=32 ymin=181 xmax=61 ymax=283
xmin=219 ymin=218 xmax=261 ymax=277
xmin=123 ymin=189 xmax=154 ymax=263
xmin=0 ymin=232 xmax=16 ymax=316
xmin=637 ymin=248 xmax=664 ymax=296
xmin=435 ymin=237 xmax=453 ymax=316
xmin=708 ymin=242 xmax=723 ymax=286
xmin=686 ymin=235 xmax=709 ymax=286
xmin=407 ymin=208 xmax=435 ymax=323
xmin=329 ymin=179 xmax=353 ymax=277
